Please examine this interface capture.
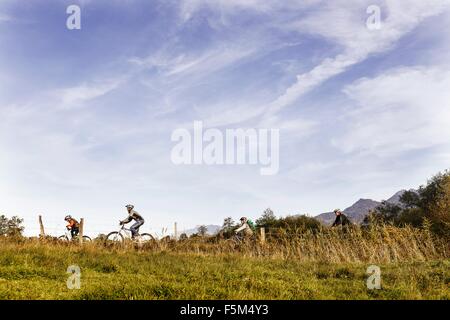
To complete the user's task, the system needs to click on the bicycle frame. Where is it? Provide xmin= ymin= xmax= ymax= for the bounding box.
xmin=230 ymin=232 xmax=256 ymax=245
xmin=106 ymin=223 xmax=154 ymax=244
xmin=64 ymin=229 xmax=77 ymax=240
xmin=60 ymin=228 xmax=90 ymax=242
xmin=116 ymin=224 xmax=148 ymax=240
xmin=117 ymin=225 xmax=134 ymax=240
xmin=233 ymin=233 xmax=245 ymax=243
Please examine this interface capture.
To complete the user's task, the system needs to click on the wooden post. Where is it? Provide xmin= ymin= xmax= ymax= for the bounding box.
xmin=79 ymin=218 xmax=84 ymax=244
xmin=260 ymin=227 xmax=266 ymax=244
xmin=38 ymin=215 xmax=45 ymax=238
xmin=174 ymin=222 xmax=178 ymax=240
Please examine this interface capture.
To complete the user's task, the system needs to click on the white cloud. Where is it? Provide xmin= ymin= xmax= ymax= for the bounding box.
xmin=56 ymin=78 xmax=123 ymax=108
xmin=179 ymin=0 xmax=280 ymax=22
xmin=179 ymin=0 xmax=321 ymax=21
xmin=333 ymin=66 xmax=450 ymax=155
xmin=130 ymin=44 xmax=256 ymax=80
xmin=264 ymin=0 xmax=450 ymax=115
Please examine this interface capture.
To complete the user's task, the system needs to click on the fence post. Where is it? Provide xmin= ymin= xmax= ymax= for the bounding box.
xmin=38 ymin=215 xmax=45 ymax=238
xmin=174 ymin=222 xmax=178 ymax=240
xmin=79 ymin=218 xmax=84 ymax=244
xmin=260 ymin=227 xmax=266 ymax=244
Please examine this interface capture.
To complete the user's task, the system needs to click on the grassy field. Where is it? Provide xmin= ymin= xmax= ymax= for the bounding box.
xmin=0 ymin=226 xmax=449 ymax=300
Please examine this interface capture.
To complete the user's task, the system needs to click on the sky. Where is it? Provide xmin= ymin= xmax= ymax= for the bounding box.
xmin=1 ymin=0 xmax=450 ymax=237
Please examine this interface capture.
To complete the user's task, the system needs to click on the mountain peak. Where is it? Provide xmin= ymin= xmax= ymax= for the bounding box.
xmin=354 ymin=198 xmax=375 ymax=204
xmin=343 ymin=199 xmax=380 ymax=223
xmin=386 ymin=189 xmax=418 ymax=205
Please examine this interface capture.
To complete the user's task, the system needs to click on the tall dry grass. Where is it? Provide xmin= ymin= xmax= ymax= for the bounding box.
xmin=140 ymin=225 xmax=449 ymax=263
xmin=4 ymin=225 xmax=449 ymax=264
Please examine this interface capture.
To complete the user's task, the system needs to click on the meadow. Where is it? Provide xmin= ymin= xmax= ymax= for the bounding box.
xmin=0 ymin=226 xmax=448 ymax=300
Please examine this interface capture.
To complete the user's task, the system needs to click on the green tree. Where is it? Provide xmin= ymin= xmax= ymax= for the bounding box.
xmin=363 ymin=202 xmax=402 ymax=225
xmin=418 ymin=170 xmax=450 ymax=235
xmin=217 ymin=217 xmax=237 ymax=239
xmin=367 ymin=170 xmax=450 ymax=236
xmin=399 ymin=190 xmax=421 ymax=208
xmin=0 ymin=215 xmax=25 ymax=237
xmin=256 ymin=208 xmax=277 ymax=227
xmin=221 ymin=217 xmax=235 ymax=232
xmin=197 ymin=225 xmax=208 ymax=237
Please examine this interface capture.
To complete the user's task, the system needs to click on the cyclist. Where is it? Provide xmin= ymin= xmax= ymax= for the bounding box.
xmin=64 ymin=215 xmax=80 ymax=239
xmin=331 ymin=209 xmax=352 ymax=227
xmin=120 ymin=204 xmax=145 ymax=239
xmin=235 ymin=217 xmax=254 ymax=238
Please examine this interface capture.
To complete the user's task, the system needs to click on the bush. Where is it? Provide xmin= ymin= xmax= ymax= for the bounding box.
xmin=271 ymin=215 xmax=322 ymax=232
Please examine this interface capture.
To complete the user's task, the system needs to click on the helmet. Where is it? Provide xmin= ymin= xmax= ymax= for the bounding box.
xmin=240 ymin=217 xmax=247 ymax=223
xmin=334 ymin=209 xmax=342 ymax=214
xmin=64 ymin=215 xmax=72 ymax=220
xmin=125 ymin=204 xmax=134 ymax=210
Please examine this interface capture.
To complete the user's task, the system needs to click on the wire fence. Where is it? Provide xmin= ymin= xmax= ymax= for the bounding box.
xmin=23 ymin=215 xmax=181 ymax=240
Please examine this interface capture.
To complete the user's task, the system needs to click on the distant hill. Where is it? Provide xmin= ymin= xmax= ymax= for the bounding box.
xmin=315 ymin=199 xmax=381 ymax=225
xmin=315 ymin=189 xmax=418 ymax=225
xmin=180 ymin=224 xmax=221 ymax=236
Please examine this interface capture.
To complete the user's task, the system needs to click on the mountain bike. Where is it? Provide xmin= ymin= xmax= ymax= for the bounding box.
xmin=58 ymin=229 xmax=92 ymax=242
xmin=226 ymin=232 xmax=257 ymax=246
xmin=105 ymin=224 xmax=155 ymax=244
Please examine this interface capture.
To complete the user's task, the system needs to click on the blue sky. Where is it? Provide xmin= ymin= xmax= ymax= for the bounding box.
xmin=1 ymin=0 xmax=450 ymax=236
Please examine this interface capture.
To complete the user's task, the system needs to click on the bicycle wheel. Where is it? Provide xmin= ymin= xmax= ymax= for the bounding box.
xmin=82 ymin=235 xmax=92 ymax=242
xmin=105 ymin=231 xmax=124 ymax=243
xmin=232 ymin=234 xmax=244 ymax=244
xmin=139 ymin=233 xmax=155 ymax=243
xmin=58 ymin=235 xmax=69 ymax=241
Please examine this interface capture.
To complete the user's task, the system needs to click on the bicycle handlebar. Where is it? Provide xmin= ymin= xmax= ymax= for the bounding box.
xmin=119 ymin=224 xmax=131 ymax=231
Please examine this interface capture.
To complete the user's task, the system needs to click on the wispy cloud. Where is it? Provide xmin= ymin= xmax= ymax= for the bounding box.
xmin=173 ymin=0 xmax=450 ymax=128
xmin=264 ymin=0 xmax=450 ymax=116
xmin=333 ymin=66 xmax=450 ymax=155
xmin=179 ymin=0 xmax=278 ymax=22
xmin=130 ymin=44 xmax=256 ymax=79
xmin=179 ymin=0 xmax=321 ymax=22
xmin=55 ymin=78 xmax=124 ymax=109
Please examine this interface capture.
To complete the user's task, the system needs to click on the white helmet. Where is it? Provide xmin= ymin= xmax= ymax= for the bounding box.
xmin=64 ymin=215 xmax=72 ymax=220
xmin=240 ymin=217 xmax=247 ymax=223
xmin=125 ymin=204 xmax=134 ymax=210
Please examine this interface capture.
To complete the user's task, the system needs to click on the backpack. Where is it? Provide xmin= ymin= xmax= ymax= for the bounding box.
xmin=247 ymin=219 xmax=256 ymax=231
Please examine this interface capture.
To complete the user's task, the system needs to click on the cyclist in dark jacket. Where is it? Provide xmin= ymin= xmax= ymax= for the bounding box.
xmin=120 ymin=204 xmax=145 ymax=239
xmin=331 ymin=209 xmax=352 ymax=227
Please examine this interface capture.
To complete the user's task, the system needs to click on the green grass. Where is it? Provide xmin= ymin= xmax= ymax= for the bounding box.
xmin=0 ymin=241 xmax=448 ymax=299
